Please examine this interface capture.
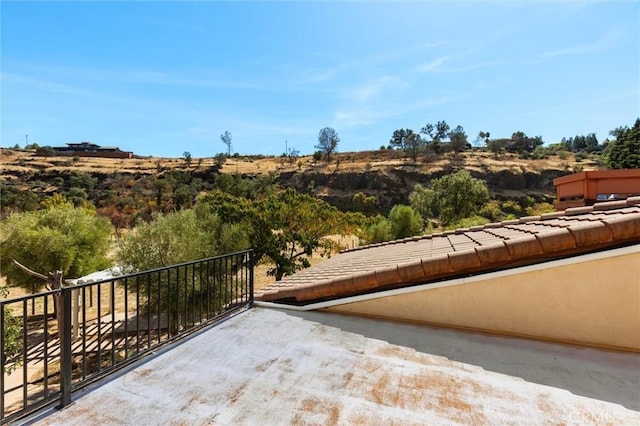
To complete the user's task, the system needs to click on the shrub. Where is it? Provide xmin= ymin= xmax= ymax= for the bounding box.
xmin=388 ymin=205 xmax=423 ymax=239
xmin=525 ymin=202 xmax=556 ymax=216
xmin=35 ymin=146 xmax=56 ymax=157
xmin=365 ymin=216 xmax=394 ymax=244
xmin=574 ymin=152 xmax=587 ymax=162
xmin=445 ymin=215 xmax=490 ymax=230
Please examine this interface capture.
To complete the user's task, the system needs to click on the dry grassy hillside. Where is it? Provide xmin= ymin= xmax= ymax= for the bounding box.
xmin=1 ymin=147 xmax=598 ymax=178
xmin=1 ymin=147 xmax=602 ymax=211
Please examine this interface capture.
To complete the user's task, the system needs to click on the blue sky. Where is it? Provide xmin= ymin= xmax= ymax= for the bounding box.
xmin=2 ymin=1 xmax=639 ymax=158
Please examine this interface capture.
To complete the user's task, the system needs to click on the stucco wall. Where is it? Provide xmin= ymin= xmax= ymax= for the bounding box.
xmin=326 ymin=247 xmax=640 ymax=351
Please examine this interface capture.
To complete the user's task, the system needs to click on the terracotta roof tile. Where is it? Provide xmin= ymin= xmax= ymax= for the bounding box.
xmin=448 ymin=249 xmax=481 ymax=270
xmin=602 ymin=214 xmax=640 ymax=240
xmin=568 ymin=222 xmax=614 ymax=247
xmin=565 ymin=206 xmax=595 ymax=216
xmin=627 ymin=196 xmax=640 ymax=205
xmin=593 ymin=200 xmax=629 ymax=211
xmin=475 ymin=242 xmax=511 ymax=266
xmin=504 ymin=234 xmax=544 ymax=259
xmin=257 ymin=198 xmax=640 ymax=303
xmin=535 ymin=228 xmax=576 ymax=253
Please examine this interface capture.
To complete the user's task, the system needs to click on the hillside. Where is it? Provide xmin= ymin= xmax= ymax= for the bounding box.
xmin=1 ymin=148 xmax=600 ymax=213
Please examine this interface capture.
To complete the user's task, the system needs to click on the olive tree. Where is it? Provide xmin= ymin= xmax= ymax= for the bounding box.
xmin=116 ymin=207 xmax=247 ymax=271
xmin=0 ymin=202 xmax=114 ymax=294
xmin=116 ymin=207 xmax=249 ymax=334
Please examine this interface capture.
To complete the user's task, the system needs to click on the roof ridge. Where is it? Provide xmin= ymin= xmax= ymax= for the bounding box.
xmin=340 ymin=196 xmax=640 ymax=255
xmin=262 ymin=198 xmax=640 ymax=303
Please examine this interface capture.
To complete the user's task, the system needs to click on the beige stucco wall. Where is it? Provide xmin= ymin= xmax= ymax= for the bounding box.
xmin=326 ymin=247 xmax=640 ymax=351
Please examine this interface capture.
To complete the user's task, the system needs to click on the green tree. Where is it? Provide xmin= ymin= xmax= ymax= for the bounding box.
xmin=389 ymin=128 xmax=411 ymax=151
xmin=420 ymin=120 xmax=449 ymax=155
xmin=475 ymin=131 xmax=490 ymax=148
xmin=220 ymin=131 xmax=233 ymax=157
xmin=1 ymin=287 xmax=22 ymax=374
xmin=183 ymin=151 xmax=192 ymax=167
xmin=408 ymin=184 xmax=436 ymax=219
xmin=429 ymin=170 xmax=489 ymax=225
xmin=315 ymin=127 xmax=339 ymax=162
xmin=214 ymin=153 xmax=227 ymax=168
xmin=117 ymin=207 xmax=247 ymax=271
xmin=507 ymin=131 xmax=543 ymax=153
xmin=68 ymin=171 xmax=96 ymax=190
xmin=607 ymin=118 xmax=640 ymax=169
xmin=404 ymin=132 xmax=424 ymax=161
xmin=0 ymin=181 xmax=39 ymax=217
xmin=0 ymin=204 xmax=114 ymax=294
xmin=390 ymin=129 xmax=423 ymax=161
xmin=486 ymin=138 xmax=509 ymax=158
xmin=352 ymin=192 xmax=377 ymax=216
xmin=388 ymin=205 xmax=423 ymax=239
xmin=448 ymin=125 xmax=468 ymax=157
xmin=365 ymin=215 xmax=394 ymax=244
xmin=116 ymin=207 xmax=249 ymax=334
xmin=199 ymin=189 xmax=362 ymax=281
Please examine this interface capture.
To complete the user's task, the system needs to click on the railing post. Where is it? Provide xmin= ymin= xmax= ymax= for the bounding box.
xmin=249 ymin=250 xmax=254 ymax=307
xmin=57 ymin=287 xmax=73 ymax=409
xmin=72 ymin=287 xmax=80 ymax=339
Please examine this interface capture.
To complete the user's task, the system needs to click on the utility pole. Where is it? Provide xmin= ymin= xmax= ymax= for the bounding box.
xmin=25 ymin=134 xmax=29 ymax=147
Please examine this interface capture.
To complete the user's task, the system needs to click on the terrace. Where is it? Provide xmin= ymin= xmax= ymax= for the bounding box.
xmin=1 ymin=251 xmax=254 ymax=424
xmin=27 ymin=308 xmax=640 ymax=424
xmin=2 ymin=199 xmax=640 ymax=424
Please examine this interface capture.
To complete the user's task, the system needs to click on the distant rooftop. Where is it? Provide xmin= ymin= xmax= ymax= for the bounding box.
xmin=554 ymin=169 xmax=640 ymax=210
xmin=33 ymin=308 xmax=640 ymax=425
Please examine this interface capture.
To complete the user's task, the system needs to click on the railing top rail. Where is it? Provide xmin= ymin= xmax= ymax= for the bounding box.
xmin=0 ymin=288 xmax=60 ymax=306
xmin=0 ymin=249 xmax=254 ymax=304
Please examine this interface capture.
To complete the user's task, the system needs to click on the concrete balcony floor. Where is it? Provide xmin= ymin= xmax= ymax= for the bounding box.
xmin=30 ymin=308 xmax=639 ymax=425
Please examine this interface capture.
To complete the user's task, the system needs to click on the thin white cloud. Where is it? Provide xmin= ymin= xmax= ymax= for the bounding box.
xmin=540 ymin=31 xmax=618 ymax=58
xmin=366 ymin=42 xmax=446 ymax=64
xmin=334 ymin=107 xmax=395 ymax=129
xmin=416 ymin=57 xmax=503 ymax=74
xmin=443 ymin=61 xmax=505 ymax=73
xmin=509 ymin=89 xmax=640 ymax=119
xmin=417 ymin=57 xmax=448 ymax=72
xmin=334 ymin=92 xmax=473 ymax=130
xmin=1 ymin=72 xmax=99 ymax=97
xmin=6 ymin=64 xmax=271 ymax=92
xmin=296 ymin=64 xmax=348 ymax=84
xmin=348 ymin=75 xmax=407 ymax=103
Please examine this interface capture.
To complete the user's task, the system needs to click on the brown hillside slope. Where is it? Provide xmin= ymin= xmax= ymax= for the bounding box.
xmin=1 ymin=148 xmax=599 ymax=209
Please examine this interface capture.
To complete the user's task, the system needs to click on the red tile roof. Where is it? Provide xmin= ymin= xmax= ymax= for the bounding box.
xmin=257 ymin=196 xmax=640 ymax=304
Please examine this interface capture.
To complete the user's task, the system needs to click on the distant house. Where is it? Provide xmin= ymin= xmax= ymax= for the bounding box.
xmin=52 ymin=142 xmax=133 ymax=159
xmin=554 ymin=169 xmax=640 ymax=210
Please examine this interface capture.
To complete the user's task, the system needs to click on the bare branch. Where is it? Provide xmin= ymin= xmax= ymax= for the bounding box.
xmin=11 ymin=259 xmax=48 ymax=281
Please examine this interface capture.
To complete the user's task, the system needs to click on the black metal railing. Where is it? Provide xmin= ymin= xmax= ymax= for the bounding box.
xmin=0 ymin=250 xmax=254 ymax=424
